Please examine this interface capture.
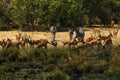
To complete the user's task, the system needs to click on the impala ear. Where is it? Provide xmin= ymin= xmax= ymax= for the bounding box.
xmin=108 ymin=31 xmax=113 ymax=37
xmin=7 ymin=38 xmax=11 ymax=41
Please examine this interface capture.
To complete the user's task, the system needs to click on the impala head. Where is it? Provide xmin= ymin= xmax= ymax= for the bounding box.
xmin=108 ymin=31 xmax=113 ymax=37
xmin=0 ymin=38 xmax=6 ymax=47
xmin=7 ymin=38 xmax=12 ymax=41
xmin=51 ymin=41 xmax=57 ymax=46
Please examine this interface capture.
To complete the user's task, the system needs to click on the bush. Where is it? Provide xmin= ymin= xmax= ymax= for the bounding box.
xmin=44 ymin=71 xmax=70 ymax=80
xmin=0 ymin=46 xmax=120 ymax=79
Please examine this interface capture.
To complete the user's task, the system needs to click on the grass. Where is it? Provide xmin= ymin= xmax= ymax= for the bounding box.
xmin=0 ymin=46 xmax=120 ymax=80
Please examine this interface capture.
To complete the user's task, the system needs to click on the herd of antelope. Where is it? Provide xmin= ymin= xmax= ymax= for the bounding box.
xmin=0 ymin=32 xmax=57 ymax=49
xmin=63 ymin=28 xmax=119 ymax=49
xmin=0 ymin=28 xmax=119 ymax=50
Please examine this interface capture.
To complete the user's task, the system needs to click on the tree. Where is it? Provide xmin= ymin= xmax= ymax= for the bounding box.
xmin=83 ymin=0 xmax=120 ymax=27
xmin=1 ymin=0 xmax=120 ymax=30
xmin=0 ymin=0 xmax=11 ymax=29
xmin=10 ymin=0 xmax=43 ymax=30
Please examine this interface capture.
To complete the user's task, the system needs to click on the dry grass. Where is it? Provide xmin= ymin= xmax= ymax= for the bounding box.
xmin=0 ymin=28 xmax=119 ymax=47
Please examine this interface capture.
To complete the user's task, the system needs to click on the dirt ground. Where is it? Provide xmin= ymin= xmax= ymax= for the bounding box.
xmin=0 ymin=28 xmax=120 ymax=47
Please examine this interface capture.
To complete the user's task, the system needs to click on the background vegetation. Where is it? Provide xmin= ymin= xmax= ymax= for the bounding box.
xmin=0 ymin=0 xmax=120 ymax=79
xmin=0 ymin=46 xmax=120 ymax=79
xmin=0 ymin=0 xmax=120 ymax=31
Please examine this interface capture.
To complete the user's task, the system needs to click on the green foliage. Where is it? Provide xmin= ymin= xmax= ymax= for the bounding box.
xmin=0 ymin=0 xmax=120 ymax=30
xmin=0 ymin=48 xmax=20 ymax=62
xmin=44 ymin=71 xmax=70 ymax=80
xmin=0 ymin=46 xmax=120 ymax=79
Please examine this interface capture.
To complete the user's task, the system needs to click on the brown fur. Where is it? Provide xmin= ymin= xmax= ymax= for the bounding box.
xmin=50 ymin=41 xmax=57 ymax=47
xmin=86 ymin=37 xmax=94 ymax=42
xmin=102 ymin=37 xmax=112 ymax=48
xmin=76 ymin=42 xmax=85 ymax=48
xmin=78 ymin=34 xmax=101 ymax=49
xmin=37 ymin=39 xmax=50 ymax=48
xmin=28 ymin=39 xmax=42 ymax=47
xmin=91 ymin=38 xmax=101 ymax=47
xmin=4 ymin=39 xmax=25 ymax=49
xmin=100 ymin=32 xmax=112 ymax=48
xmin=62 ymin=39 xmax=78 ymax=47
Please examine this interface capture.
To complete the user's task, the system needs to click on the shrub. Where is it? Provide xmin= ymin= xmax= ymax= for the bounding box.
xmin=0 ymin=46 xmax=120 ymax=79
xmin=44 ymin=71 xmax=70 ymax=80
